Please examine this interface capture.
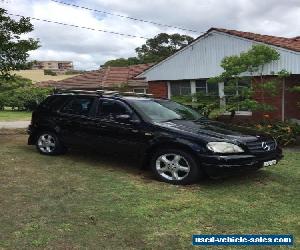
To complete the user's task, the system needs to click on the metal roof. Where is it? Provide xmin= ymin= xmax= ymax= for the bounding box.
xmin=138 ymin=28 xmax=300 ymax=81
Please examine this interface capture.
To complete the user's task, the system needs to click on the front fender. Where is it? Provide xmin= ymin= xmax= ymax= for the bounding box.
xmin=141 ymin=134 xmax=207 ymax=168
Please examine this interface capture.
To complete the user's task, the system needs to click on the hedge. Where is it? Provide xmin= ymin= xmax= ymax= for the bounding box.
xmin=0 ymin=87 xmax=53 ymax=111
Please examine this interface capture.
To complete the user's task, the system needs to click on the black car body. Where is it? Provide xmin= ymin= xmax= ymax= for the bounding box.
xmin=28 ymin=91 xmax=283 ymax=184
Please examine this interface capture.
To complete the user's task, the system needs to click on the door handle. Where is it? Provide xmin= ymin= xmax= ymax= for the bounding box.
xmin=95 ymin=123 xmax=107 ymax=128
xmin=131 ymin=129 xmax=139 ymax=133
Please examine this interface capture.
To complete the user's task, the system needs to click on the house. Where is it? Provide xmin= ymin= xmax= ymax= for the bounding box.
xmin=32 ymin=61 xmax=74 ymax=75
xmin=32 ymin=61 xmax=74 ymax=70
xmin=37 ymin=63 xmax=153 ymax=93
xmin=12 ymin=70 xmax=78 ymax=83
xmin=138 ymin=28 xmax=300 ymax=122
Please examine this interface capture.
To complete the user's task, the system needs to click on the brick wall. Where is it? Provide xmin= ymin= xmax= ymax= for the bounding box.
xmin=252 ymin=75 xmax=300 ymax=121
xmin=285 ymin=76 xmax=300 ymax=120
xmin=252 ymin=76 xmax=282 ymax=121
xmin=148 ymin=81 xmax=168 ymax=98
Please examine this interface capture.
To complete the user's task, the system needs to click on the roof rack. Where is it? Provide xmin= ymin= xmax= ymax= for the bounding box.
xmin=122 ymin=92 xmax=153 ymax=97
xmin=136 ymin=93 xmax=153 ymax=97
xmin=102 ymin=90 xmax=119 ymax=96
xmin=56 ymin=89 xmax=153 ymax=98
xmin=57 ymin=89 xmax=100 ymax=95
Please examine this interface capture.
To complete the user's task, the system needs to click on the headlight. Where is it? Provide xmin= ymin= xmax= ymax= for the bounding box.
xmin=207 ymin=142 xmax=244 ymax=153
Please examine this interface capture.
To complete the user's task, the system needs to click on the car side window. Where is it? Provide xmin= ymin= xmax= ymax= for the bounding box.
xmin=98 ymin=99 xmax=130 ymax=117
xmin=60 ymin=97 xmax=94 ymax=116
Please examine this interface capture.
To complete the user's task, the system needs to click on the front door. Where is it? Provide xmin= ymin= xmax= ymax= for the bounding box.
xmin=92 ymin=98 xmax=149 ymax=157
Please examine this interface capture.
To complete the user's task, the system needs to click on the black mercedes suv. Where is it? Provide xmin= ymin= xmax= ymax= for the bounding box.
xmin=28 ymin=91 xmax=283 ymax=185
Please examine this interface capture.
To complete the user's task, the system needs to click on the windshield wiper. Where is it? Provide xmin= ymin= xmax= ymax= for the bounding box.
xmin=163 ymin=117 xmax=187 ymax=122
xmin=194 ymin=117 xmax=208 ymax=121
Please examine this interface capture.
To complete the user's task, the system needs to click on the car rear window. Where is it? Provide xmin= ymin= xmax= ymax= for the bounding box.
xmin=39 ymin=95 xmax=69 ymax=111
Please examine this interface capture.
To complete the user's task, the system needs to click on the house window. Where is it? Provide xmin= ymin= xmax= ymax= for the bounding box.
xmin=195 ymin=79 xmax=218 ymax=95
xmin=195 ymin=80 xmax=206 ymax=93
xmin=133 ymin=88 xmax=147 ymax=94
xmin=170 ymin=81 xmax=191 ymax=96
xmin=224 ymin=78 xmax=251 ymax=111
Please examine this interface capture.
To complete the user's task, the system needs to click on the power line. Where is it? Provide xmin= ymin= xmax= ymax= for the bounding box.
xmin=50 ymin=0 xmax=199 ymax=33
xmin=7 ymin=12 xmax=150 ymax=39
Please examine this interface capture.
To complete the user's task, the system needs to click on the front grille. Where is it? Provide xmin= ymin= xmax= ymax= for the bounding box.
xmin=245 ymin=139 xmax=277 ymax=153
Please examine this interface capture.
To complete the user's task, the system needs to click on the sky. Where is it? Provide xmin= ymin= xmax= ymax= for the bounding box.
xmin=2 ymin=0 xmax=300 ymax=70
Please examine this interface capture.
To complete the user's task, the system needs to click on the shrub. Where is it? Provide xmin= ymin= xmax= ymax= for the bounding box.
xmin=0 ymin=87 xmax=53 ymax=111
xmin=0 ymin=75 xmax=32 ymax=92
xmin=248 ymin=121 xmax=300 ymax=146
xmin=44 ymin=69 xmax=57 ymax=76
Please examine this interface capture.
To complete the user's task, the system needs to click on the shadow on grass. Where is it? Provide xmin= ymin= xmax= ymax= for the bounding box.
xmin=23 ymin=143 xmax=282 ymax=187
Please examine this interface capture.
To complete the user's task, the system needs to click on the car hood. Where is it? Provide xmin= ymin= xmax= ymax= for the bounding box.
xmin=155 ymin=119 xmax=268 ymax=142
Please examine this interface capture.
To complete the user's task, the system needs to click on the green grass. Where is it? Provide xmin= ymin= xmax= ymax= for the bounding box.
xmin=0 ymin=110 xmax=31 ymax=121
xmin=0 ymin=134 xmax=299 ymax=249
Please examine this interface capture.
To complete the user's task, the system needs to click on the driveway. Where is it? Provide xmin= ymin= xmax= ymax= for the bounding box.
xmin=0 ymin=121 xmax=30 ymax=129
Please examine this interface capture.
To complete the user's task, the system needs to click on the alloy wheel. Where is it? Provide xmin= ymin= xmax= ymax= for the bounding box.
xmin=155 ymin=153 xmax=191 ymax=181
xmin=37 ymin=134 xmax=56 ymax=153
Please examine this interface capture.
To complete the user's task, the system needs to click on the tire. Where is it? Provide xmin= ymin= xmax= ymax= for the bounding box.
xmin=36 ymin=131 xmax=66 ymax=155
xmin=150 ymin=148 xmax=203 ymax=185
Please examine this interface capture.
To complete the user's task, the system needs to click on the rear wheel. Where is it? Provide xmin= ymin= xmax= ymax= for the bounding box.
xmin=150 ymin=148 xmax=203 ymax=185
xmin=36 ymin=131 xmax=65 ymax=155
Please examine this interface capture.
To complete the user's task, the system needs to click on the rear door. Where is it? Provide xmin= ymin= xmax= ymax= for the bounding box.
xmin=56 ymin=95 xmax=97 ymax=146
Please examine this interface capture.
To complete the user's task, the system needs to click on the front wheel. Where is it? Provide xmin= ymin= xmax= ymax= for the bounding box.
xmin=36 ymin=131 xmax=66 ymax=155
xmin=150 ymin=148 xmax=203 ymax=185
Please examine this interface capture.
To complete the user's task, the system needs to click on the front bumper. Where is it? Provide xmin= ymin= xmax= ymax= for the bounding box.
xmin=198 ymin=148 xmax=283 ymax=178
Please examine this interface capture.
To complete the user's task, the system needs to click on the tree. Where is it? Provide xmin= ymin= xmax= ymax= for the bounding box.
xmin=0 ymin=8 xmax=40 ymax=79
xmin=175 ymin=45 xmax=287 ymax=119
xmin=135 ymin=33 xmax=194 ymax=63
xmin=103 ymin=33 xmax=194 ymax=67
xmin=103 ymin=57 xmax=141 ymax=67
xmin=207 ymin=44 xmax=284 ymax=118
xmin=0 ymin=75 xmax=31 ymax=92
xmin=0 ymin=85 xmax=52 ymax=110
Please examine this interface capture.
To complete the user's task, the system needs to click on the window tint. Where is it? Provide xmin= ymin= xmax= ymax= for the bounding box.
xmin=98 ymin=99 xmax=129 ymax=116
xmin=195 ymin=79 xmax=218 ymax=95
xmin=207 ymin=82 xmax=219 ymax=95
xmin=170 ymin=81 xmax=191 ymax=96
xmin=40 ymin=95 xmax=68 ymax=111
xmin=60 ymin=97 xmax=94 ymax=116
xmin=195 ymin=80 xmax=206 ymax=93
xmin=128 ymin=99 xmax=202 ymax=122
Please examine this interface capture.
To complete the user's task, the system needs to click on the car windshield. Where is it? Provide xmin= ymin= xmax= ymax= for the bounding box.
xmin=128 ymin=99 xmax=203 ymax=122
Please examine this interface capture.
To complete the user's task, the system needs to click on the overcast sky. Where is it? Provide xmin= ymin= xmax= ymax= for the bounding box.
xmin=2 ymin=0 xmax=300 ymax=70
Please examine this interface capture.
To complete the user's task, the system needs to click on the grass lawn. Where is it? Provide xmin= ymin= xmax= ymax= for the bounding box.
xmin=0 ymin=134 xmax=299 ymax=249
xmin=0 ymin=110 xmax=31 ymax=121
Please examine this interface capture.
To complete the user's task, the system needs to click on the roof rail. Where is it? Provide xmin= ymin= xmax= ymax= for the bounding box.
xmin=102 ymin=90 xmax=119 ymax=96
xmin=121 ymin=92 xmax=153 ymax=97
xmin=57 ymin=89 xmax=100 ymax=95
xmin=122 ymin=91 xmax=136 ymax=96
xmin=55 ymin=89 xmax=153 ymax=98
